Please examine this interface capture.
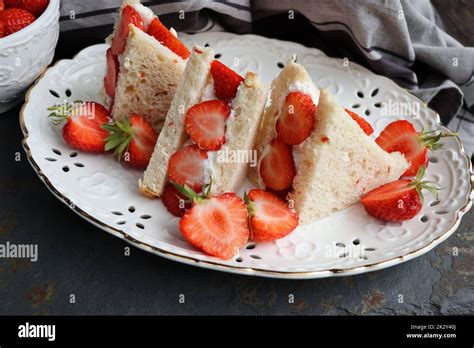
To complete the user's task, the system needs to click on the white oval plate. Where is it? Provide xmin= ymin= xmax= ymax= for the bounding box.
xmin=21 ymin=32 xmax=473 ymax=279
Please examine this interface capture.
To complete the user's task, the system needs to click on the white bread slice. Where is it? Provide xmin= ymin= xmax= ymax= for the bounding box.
xmin=288 ymin=89 xmax=409 ymax=224
xmin=111 ymin=26 xmax=186 ymax=131
xmin=210 ymin=72 xmax=268 ymax=195
xmin=139 ymin=47 xmax=215 ymax=197
xmin=104 ymin=0 xmax=185 ymax=132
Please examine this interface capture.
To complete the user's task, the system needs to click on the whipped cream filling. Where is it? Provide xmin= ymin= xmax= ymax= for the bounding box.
xmin=132 ymin=4 xmax=155 ymax=30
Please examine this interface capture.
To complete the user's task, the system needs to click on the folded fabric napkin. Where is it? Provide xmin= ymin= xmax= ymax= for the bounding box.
xmin=59 ymin=0 xmax=474 ymax=154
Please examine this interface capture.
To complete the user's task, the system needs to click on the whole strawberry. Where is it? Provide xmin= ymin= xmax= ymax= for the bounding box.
xmin=103 ymin=114 xmax=158 ymax=169
xmin=47 ymin=101 xmax=110 ymax=152
xmin=5 ymin=0 xmax=49 ymax=17
xmin=175 ymin=182 xmax=249 ymax=260
xmin=361 ymin=165 xmax=439 ymax=222
xmin=0 ymin=8 xmax=35 ymax=35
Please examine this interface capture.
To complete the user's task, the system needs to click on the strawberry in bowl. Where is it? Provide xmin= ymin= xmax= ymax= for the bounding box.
xmin=0 ymin=0 xmax=58 ymax=113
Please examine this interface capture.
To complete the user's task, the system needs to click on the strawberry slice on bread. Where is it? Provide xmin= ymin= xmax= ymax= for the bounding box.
xmin=147 ymin=17 xmax=190 ymax=59
xmin=276 ymin=91 xmax=317 ymax=145
xmin=376 ymin=120 xmax=456 ymax=176
xmin=210 ymin=60 xmax=244 ymax=102
xmin=184 ymin=100 xmax=230 ymax=151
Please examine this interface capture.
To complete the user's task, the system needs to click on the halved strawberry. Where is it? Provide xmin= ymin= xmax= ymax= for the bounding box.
xmin=176 ymin=184 xmax=249 ymax=260
xmin=103 ymin=114 xmax=158 ymax=168
xmin=345 ymin=108 xmax=374 ymax=136
xmin=375 ymin=120 xmax=455 ymax=176
xmin=276 ymin=91 xmax=317 ymax=145
xmin=259 ymin=138 xmax=296 ymax=191
xmin=47 ymin=101 xmax=110 ymax=152
xmin=245 ymin=189 xmax=298 ymax=242
xmin=210 ymin=60 xmax=244 ymax=102
xmin=111 ymin=5 xmax=144 ymax=55
xmin=184 ymin=100 xmax=230 ymax=150
xmin=161 ymin=182 xmax=191 ymax=217
xmin=104 ymin=48 xmax=119 ymax=98
xmin=361 ymin=165 xmax=438 ymax=221
xmin=147 ymin=17 xmax=190 ymax=59
xmin=168 ymin=145 xmax=208 ymax=192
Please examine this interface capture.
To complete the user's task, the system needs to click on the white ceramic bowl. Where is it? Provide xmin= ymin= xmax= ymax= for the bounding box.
xmin=0 ymin=0 xmax=60 ymax=113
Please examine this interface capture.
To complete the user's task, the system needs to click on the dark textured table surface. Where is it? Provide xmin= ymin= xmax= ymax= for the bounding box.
xmin=1 ymin=31 xmax=474 ymax=315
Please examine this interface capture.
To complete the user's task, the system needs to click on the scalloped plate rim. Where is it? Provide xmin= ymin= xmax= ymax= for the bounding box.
xmin=20 ymin=32 xmax=473 ymax=279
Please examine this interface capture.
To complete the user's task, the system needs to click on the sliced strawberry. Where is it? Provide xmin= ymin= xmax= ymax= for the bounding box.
xmin=179 ymin=190 xmax=249 ymax=259
xmin=210 ymin=60 xmax=244 ymax=102
xmin=0 ymin=8 xmax=35 ymax=35
xmin=104 ymin=48 xmax=119 ymax=98
xmin=168 ymin=145 xmax=208 ymax=192
xmin=103 ymin=114 xmax=158 ymax=168
xmin=361 ymin=166 xmax=438 ymax=222
xmin=345 ymin=108 xmax=374 ymax=136
xmin=147 ymin=17 xmax=190 ymax=59
xmin=245 ymin=189 xmax=298 ymax=242
xmin=161 ymin=182 xmax=191 ymax=217
xmin=184 ymin=100 xmax=230 ymax=150
xmin=111 ymin=5 xmax=144 ymax=55
xmin=48 ymin=102 xmax=110 ymax=152
xmin=276 ymin=91 xmax=317 ymax=145
xmin=0 ymin=0 xmax=4 ymax=10
xmin=375 ymin=120 xmax=455 ymax=176
xmin=259 ymin=138 xmax=296 ymax=191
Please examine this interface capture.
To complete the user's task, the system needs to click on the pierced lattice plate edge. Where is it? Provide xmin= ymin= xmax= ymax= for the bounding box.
xmin=20 ymin=33 xmax=474 ymax=279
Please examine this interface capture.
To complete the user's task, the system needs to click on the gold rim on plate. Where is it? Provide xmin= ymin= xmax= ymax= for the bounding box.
xmin=19 ymin=37 xmax=474 ymax=278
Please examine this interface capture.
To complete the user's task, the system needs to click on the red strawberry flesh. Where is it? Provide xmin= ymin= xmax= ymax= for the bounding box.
xmin=168 ymin=145 xmax=208 ymax=192
xmin=185 ymin=100 xmax=230 ymax=150
xmin=210 ymin=60 xmax=244 ymax=102
xmin=111 ymin=5 xmax=144 ymax=55
xmin=259 ymin=138 xmax=296 ymax=191
xmin=147 ymin=17 xmax=190 ymax=59
xmin=179 ymin=192 xmax=249 ymax=259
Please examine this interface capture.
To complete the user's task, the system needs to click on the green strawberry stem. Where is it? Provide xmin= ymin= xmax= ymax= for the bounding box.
xmin=172 ymin=177 xmax=213 ymax=203
xmin=102 ymin=118 xmax=134 ymax=159
xmin=408 ymin=165 xmax=441 ymax=203
xmin=243 ymin=192 xmax=255 ymax=216
xmin=47 ymin=100 xmax=83 ymax=125
xmin=419 ymin=128 xmax=458 ymax=151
